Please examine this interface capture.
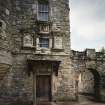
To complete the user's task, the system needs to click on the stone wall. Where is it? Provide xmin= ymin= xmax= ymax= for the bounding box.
xmin=0 ymin=0 xmax=75 ymax=103
xmin=0 ymin=0 xmax=12 ymax=82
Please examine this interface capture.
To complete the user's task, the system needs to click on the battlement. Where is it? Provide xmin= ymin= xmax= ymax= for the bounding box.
xmin=71 ymin=49 xmax=105 ymax=61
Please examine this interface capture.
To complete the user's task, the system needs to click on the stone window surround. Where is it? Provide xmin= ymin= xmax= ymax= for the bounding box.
xmin=22 ymin=33 xmax=64 ymax=52
xmin=21 ymin=30 xmax=64 ymax=52
xmin=21 ymin=30 xmax=52 ymax=51
xmin=39 ymin=37 xmax=49 ymax=48
xmin=36 ymin=35 xmax=52 ymax=51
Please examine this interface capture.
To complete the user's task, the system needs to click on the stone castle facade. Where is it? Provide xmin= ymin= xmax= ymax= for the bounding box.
xmin=0 ymin=0 xmax=105 ymax=104
xmin=0 ymin=0 xmax=75 ymax=103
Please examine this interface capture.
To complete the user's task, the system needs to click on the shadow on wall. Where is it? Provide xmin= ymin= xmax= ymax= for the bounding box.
xmin=80 ymin=68 xmax=105 ymax=103
xmin=88 ymin=69 xmax=101 ymax=101
xmin=77 ymin=68 xmax=101 ymax=102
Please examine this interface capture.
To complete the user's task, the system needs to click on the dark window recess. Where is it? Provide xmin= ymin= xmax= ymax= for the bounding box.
xmin=38 ymin=0 xmax=48 ymax=4
xmin=38 ymin=1 xmax=49 ymax=21
xmin=0 ymin=22 xmax=2 ymax=27
xmin=39 ymin=38 xmax=49 ymax=48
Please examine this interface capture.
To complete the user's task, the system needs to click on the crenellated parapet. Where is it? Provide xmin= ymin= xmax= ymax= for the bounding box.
xmin=71 ymin=49 xmax=105 ymax=63
xmin=71 ymin=49 xmax=105 ymax=69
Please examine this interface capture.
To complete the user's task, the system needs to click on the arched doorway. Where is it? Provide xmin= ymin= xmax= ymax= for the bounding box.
xmin=78 ymin=69 xmax=100 ymax=101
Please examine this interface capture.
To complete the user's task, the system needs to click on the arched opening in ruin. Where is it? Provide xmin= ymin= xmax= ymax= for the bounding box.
xmin=77 ymin=69 xmax=100 ymax=101
xmin=89 ymin=69 xmax=101 ymax=100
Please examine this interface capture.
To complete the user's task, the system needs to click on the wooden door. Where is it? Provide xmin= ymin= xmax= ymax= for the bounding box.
xmin=36 ymin=75 xmax=51 ymax=101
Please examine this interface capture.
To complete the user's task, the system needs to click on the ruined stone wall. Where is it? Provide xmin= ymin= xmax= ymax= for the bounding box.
xmin=71 ymin=49 xmax=105 ymax=101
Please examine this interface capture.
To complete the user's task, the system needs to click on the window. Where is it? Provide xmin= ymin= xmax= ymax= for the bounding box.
xmin=39 ymin=37 xmax=49 ymax=48
xmin=38 ymin=0 xmax=49 ymax=21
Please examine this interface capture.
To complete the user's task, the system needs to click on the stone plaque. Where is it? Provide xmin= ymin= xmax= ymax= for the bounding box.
xmin=23 ymin=34 xmax=33 ymax=47
xmin=54 ymin=36 xmax=63 ymax=49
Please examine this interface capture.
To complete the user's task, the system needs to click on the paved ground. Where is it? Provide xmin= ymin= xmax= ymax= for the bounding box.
xmin=0 ymin=100 xmax=105 ymax=105
xmin=39 ymin=95 xmax=105 ymax=105
xmin=54 ymin=101 xmax=105 ymax=105
xmin=36 ymin=101 xmax=105 ymax=105
xmin=0 ymin=95 xmax=105 ymax=105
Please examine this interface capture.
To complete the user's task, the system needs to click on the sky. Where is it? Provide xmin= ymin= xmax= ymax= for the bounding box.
xmin=70 ymin=0 xmax=105 ymax=51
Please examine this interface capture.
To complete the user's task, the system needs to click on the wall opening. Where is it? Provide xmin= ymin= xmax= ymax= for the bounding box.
xmin=77 ymin=69 xmax=100 ymax=101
